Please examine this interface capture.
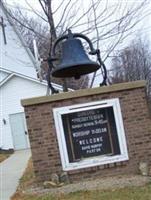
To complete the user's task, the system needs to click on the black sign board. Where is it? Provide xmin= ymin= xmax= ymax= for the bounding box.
xmin=62 ymin=106 xmax=120 ymax=163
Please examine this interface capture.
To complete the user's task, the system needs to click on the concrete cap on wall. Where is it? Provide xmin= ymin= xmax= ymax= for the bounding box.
xmin=21 ymin=80 xmax=146 ymax=107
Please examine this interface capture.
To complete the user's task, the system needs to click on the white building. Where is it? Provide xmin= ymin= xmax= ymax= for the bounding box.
xmin=0 ymin=3 xmax=62 ymax=150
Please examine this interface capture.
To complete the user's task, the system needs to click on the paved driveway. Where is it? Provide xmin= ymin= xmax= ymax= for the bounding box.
xmin=0 ymin=149 xmax=31 ymax=200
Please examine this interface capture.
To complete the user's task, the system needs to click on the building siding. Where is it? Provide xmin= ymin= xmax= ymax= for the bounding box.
xmin=0 ymin=76 xmax=47 ymax=149
xmin=0 ymin=6 xmax=37 ymax=78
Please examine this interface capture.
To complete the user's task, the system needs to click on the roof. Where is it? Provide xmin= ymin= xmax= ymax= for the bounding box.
xmin=0 ymin=2 xmax=63 ymax=91
xmin=0 ymin=67 xmax=63 ymax=91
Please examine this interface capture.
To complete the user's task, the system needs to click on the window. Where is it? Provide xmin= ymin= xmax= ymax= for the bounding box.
xmin=53 ymin=98 xmax=129 ymax=171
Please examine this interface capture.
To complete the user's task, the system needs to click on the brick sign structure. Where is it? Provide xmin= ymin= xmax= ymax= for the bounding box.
xmin=22 ymin=81 xmax=151 ymax=183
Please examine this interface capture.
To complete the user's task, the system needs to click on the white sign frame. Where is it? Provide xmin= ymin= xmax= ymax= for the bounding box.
xmin=53 ymin=98 xmax=129 ymax=171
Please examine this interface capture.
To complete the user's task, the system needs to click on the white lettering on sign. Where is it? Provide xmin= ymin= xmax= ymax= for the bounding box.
xmin=91 ymin=127 xmax=107 ymax=134
xmin=71 ymin=114 xmax=104 ymax=123
xmin=79 ymin=137 xmax=103 ymax=145
xmin=73 ymin=130 xmax=90 ymax=137
xmin=71 ymin=124 xmax=83 ymax=129
xmin=91 ymin=143 xmax=102 ymax=148
xmin=83 ymin=122 xmax=95 ymax=127
xmin=82 ymin=145 xmax=91 ymax=150
xmin=86 ymin=148 xmax=101 ymax=154
xmin=77 ymin=110 xmax=96 ymax=117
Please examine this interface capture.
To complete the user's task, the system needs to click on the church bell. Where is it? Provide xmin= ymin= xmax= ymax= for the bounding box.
xmin=51 ymin=30 xmax=100 ymax=79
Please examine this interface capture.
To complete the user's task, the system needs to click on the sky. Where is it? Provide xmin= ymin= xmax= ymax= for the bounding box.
xmin=3 ymin=0 xmax=151 ymax=86
xmin=4 ymin=0 xmax=151 ymax=40
xmin=3 ymin=0 xmax=151 ymax=51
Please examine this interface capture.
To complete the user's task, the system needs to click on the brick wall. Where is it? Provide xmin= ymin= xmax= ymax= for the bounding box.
xmin=22 ymin=81 xmax=151 ymax=183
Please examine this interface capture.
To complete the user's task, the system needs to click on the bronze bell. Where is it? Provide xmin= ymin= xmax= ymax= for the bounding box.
xmin=51 ymin=30 xmax=100 ymax=79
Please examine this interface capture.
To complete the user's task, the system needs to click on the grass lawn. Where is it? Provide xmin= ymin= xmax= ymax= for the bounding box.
xmin=0 ymin=153 xmax=12 ymax=163
xmin=11 ymin=184 xmax=151 ymax=200
xmin=11 ymin=159 xmax=151 ymax=200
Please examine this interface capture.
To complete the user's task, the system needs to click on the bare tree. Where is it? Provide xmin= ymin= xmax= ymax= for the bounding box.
xmin=110 ymin=36 xmax=151 ymax=108
xmin=10 ymin=10 xmax=50 ymax=57
xmin=2 ymin=0 xmax=151 ymax=89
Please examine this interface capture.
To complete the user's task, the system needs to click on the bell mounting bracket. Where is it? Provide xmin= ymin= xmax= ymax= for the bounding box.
xmin=47 ymin=29 xmax=107 ymax=94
